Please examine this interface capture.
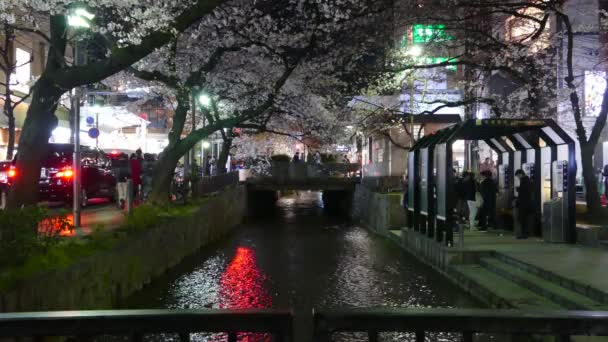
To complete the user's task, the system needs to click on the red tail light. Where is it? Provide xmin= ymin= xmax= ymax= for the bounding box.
xmin=8 ymin=168 xmax=16 ymax=178
xmin=56 ymin=168 xmax=73 ymax=179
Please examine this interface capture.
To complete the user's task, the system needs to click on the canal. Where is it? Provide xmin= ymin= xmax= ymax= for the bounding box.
xmin=125 ymin=191 xmax=481 ymax=341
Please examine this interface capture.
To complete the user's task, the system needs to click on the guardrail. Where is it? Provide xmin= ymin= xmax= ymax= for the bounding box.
xmin=313 ymin=308 xmax=608 ymax=342
xmin=197 ymin=172 xmax=239 ymax=196
xmin=3 ymin=308 xmax=608 ymax=342
xmin=0 ymin=309 xmax=293 ymax=342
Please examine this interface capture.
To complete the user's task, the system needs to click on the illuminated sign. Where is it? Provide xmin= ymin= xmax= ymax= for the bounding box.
xmin=412 ymin=24 xmax=452 ymax=43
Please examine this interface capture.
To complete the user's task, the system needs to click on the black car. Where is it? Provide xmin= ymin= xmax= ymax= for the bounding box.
xmin=0 ymin=161 xmax=12 ymax=192
xmin=11 ymin=144 xmax=117 ymax=206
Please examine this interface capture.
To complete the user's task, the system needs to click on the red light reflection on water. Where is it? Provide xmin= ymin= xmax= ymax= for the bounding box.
xmin=219 ymin=247 xmax=272 ymax=342
xmin=219 ymin=247 xmax=272 ymax=309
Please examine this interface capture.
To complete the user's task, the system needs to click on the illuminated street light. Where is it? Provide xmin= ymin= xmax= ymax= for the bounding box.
xmin=202 ymin=141 xmax=211 ymax=149
xmin=68 ymin=6 xmax=94 ymax=229
xmin=406 ymin=45 xmax=423 ymax=57
xmin=198 ymin=93 xmax=211 ymax=107
xmin=68 ymin=8 xmax=95 ymax=28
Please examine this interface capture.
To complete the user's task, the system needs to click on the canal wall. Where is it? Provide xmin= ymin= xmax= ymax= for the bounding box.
xmin=350 ymin=184 xmax=405 ymax=233
xmin=0 ymin=186 xmax=247 ymax=312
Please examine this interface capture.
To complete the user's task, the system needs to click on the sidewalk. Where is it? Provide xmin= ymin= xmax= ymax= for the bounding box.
xmin=457 ymin=230 xmax=608 ymax=300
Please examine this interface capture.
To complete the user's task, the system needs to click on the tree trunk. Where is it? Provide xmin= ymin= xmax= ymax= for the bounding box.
xmin=7 ymin=81 xmax=61 ymax=208
xmin=148 ymin=149 xmax=181 ymax=205
xmin=581 ymin=143 xmax=603 ymax=215
xmin=6 ymin=111 xmax=15 ymax=160
xmin=217 ymin=137 xmax=232 ymax=174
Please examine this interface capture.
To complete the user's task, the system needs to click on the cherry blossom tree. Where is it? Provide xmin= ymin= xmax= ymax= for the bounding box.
xmin=1 ymin=0 xmax=225 ymax=208
xmin=356 ymin=0 xmax=608 ymax=214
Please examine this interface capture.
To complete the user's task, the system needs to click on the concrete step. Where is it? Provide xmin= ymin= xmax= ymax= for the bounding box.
xmin=480 ymin=257 xmax=607 ymax=311
xmin=449 ymin=264 xmax=563 ymax=310
xmin=495 ymin=253 xmax=608 ymax=304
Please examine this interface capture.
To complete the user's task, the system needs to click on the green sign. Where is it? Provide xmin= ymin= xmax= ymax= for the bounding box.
xmin=412 ymin=24 xmax=451 ymax=43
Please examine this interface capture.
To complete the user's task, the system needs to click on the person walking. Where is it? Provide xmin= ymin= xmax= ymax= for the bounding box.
xmin=515 ymin=169 xmax=532 ymax=239
xmin=462 ymin=172 xmax=477 ymax=230
xmin=478 ymin=170 xmax=497 ymax=231
xmin=114 ymin=152 xmax=130 ymax=209
xmin=129 ymin=153 xmax=142 ymax=203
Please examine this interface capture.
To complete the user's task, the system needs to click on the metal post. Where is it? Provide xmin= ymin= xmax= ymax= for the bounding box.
xmin=410 ymin=71 xmax=415 ymax=147
xmin=95 ymin=111 xmax=99 ymax=148
xmin=72 ymin=47 xmax=82 ymax=228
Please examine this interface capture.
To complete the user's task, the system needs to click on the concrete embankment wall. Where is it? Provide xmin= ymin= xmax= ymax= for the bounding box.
xmin=0 ymin=186 xmax=247 ymax=312
xmin=350 ymin=184 xmax=405 ymax=232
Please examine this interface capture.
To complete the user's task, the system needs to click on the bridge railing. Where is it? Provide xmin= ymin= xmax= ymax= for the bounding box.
xmin=313 ymin=307 xmax=608 ymax=342
xmin=4 ymin=308 xmax=608 ymax=342
xmin=0 ymin=309 xmax=293 ymax=342
xmin=197 ymin=171 xmax=239 ymax=196
xmin=263 ymin=162 xmax=360 ymax=181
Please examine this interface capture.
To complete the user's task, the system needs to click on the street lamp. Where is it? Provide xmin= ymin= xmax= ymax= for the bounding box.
xmin=202 ymin=141 xmax=211 ymax=149
xmin=406 ymin=45 xmax=423 ymax=147
xmin=198 ymin=93 xmax=211 ymax=107
xmin=68 ymin=7 xmax=94 ymax=228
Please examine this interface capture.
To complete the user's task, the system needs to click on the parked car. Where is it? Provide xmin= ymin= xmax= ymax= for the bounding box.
xmin=10 ymin=144 xmax=117 ymax=206
xmin=0 ymin=161 xmax=12 ymax=193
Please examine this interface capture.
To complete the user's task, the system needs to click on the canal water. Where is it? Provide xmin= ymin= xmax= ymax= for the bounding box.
xmin=125 ymin=192 xmax=482 ymax=341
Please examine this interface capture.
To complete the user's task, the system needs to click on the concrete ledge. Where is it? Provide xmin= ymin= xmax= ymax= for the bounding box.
xmin=0 ymin=186 xmax=247 ymax=312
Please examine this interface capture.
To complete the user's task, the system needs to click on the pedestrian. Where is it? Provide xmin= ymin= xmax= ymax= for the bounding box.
xmin=454 ymin=169 xmax=467 ymax=221
xmin=478 ymin=170 xmax=497 ymax=231
xmin=204 ymin=156 xmax=211 ymax=176
xmin=314 ymin=151 xmax=322 ymax=165
xmin=129 ymin=153 xmax=142 ymax=203
xmin=462 ymin=171 xmax=477 ymax=230
xmin=114 ymin=153 xmax=130 ymax=209
xmin=342 ymin=154 xmax=350 ymax=164
xmin=141 ymin=153 xmax=155 ymax=201
xmin=210 ymin=156 xmax=217 ymax=176
xmin=514 ymin=169 xmax=532 ymax=239
xmin=292 ymin=151 xmax=300 ymax=163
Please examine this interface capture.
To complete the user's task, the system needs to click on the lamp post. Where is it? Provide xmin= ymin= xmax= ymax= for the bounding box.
xmin=198 ymin=93 xmax=211 ymax=175
xmin=68 ymin=7 xmax=94 ymax=228
xmin=406 ymin=46 xmax=423 ymax=147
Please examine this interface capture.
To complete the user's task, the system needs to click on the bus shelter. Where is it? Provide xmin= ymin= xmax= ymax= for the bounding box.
xmin=406 ymin=119 xmax=576 ymax=246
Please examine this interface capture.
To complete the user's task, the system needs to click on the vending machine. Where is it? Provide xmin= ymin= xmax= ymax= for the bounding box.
xmin=543 ymin=160 xmax=569 ymax=242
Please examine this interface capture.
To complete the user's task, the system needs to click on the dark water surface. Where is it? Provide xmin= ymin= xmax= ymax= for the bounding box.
xmin=124 ymin=192 xmax=481 ymax=341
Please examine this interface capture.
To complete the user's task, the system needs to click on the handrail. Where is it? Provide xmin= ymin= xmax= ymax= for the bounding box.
xmin=3 ymin=307 xmax=608 ymax=342
xmin=0 ymin=309 xmax=293 ymax=342
xmin=313 ymin=308 xmax=608 ymax=342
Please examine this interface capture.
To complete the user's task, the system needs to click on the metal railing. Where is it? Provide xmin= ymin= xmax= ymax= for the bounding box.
xmin=313 ymin=308 xmax=608 ymax=342
xmin=0 ymin=309 xmax=293 ymax=342
xmin=3 ymin=308 xmax=608 ymax=342
xmin=197 ymin=171 xmax=239 ymax=196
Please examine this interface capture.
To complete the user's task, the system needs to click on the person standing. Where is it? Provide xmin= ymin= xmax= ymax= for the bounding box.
xmin=292 ymin=151 xmax=300 ymax=163
xmin=462 ymin=172 xmax=477 ymax=230
xmin=129 ymin=153 xmax=142 ymax=203
xmin=515 ymin=169 xmax=532 ymax=239
xmin=210 ymin=156 xmax=217 ymax=176
xmin=478 ymin=170 xmax=497 ymax=231
xmin=204 ymin=156 xmax=211 ymax=176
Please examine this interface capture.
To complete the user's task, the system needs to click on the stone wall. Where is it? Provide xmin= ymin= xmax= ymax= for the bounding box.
xmin=0 ymin=186 xmax=247 ymax=312
xmin=351 ymin=184 xmax=406 ymax=233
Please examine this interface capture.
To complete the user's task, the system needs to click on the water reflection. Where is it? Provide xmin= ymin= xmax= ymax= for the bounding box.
xmin=219 ymin=247 xmax=271 ymax=309
xmin=126 ymin=191 xmax=480 ymax=341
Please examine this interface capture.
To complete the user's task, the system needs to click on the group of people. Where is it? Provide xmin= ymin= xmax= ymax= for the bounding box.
xmin=291 ymin=151 xmax=351 ymax=164
xmin=455 ymin=169 xmax=497 ymax=232
xmin=113 ymin=149 xmax=157 ymax=208
xmin=454 ymin=161 xmax=532 ymax=239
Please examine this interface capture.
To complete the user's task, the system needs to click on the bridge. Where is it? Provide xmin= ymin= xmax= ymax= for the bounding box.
xmin=244 ymin=162 xmax=360 ymax=191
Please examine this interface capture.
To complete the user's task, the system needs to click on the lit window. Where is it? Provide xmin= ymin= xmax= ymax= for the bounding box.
xmin=584 ymin=71 xmax=607 ymax=117
xmin=506 ymin=7 xmax=550 ymax=52
xmin=12 ymin=48 xmax=31 ymax=93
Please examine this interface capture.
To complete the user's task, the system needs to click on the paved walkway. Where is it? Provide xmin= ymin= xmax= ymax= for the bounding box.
xmin=456 ymin=229 xmax=608 ymax=298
